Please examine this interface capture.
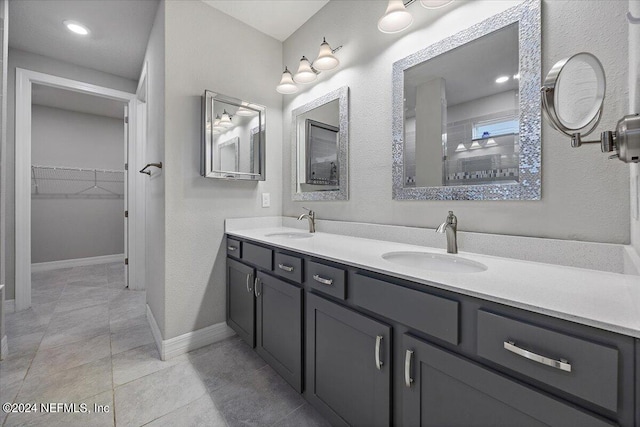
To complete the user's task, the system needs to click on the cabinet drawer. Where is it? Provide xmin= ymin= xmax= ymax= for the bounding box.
xmin=226 ymin=238 xmax=242 ymax=258
xmin=352 ymin=273 xmax=459 ymax=345
xmin=242 ymin=242 xmax=273 ymax=270
xmin=477 ymin=310 xmax=619 ymax=412
xmin=307 ymin=261 xmax=347 ymax=299
xmin=273 ymin=253 xmax=303 ymax=284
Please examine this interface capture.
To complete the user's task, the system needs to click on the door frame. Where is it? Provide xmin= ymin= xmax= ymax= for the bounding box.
xmin=15 ymin=68 xmax=140 ymax=310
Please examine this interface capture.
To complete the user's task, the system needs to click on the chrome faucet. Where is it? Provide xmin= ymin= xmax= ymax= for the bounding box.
xmin=298 ymin=207 xmax=316 ymax=233
xmin=436 ymin=211 xmax=458 ymax=254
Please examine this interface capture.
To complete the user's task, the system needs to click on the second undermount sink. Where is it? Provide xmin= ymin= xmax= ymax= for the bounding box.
xmin=382 ymin=251 xmax=487 ymax=273
xmin=265 ymin=231 xmax=314 ymax=239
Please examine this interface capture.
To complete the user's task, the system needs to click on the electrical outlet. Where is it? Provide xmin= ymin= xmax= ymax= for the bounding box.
xmin=262 ymin=193 xmax=271 ymax=208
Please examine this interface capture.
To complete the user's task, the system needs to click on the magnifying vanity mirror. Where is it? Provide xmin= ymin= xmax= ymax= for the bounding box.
xmin=201 ymin=91 xmax=266 ymax=180
xmin=541 ymin=52 xmax=640 ymax=163
xmin=292 ymin=86 xmax=349 ymax=201
xmin=392 ymin=0 xmax=541 ymax=200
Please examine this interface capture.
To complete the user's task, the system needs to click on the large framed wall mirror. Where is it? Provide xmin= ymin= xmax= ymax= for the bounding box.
xmin=201 ymin=90 xmax=266 ymax=180
xmin=292 ymin=86 xmax=349 ymax=201
xmin=392 ymin=0 xmax=541 ymax=200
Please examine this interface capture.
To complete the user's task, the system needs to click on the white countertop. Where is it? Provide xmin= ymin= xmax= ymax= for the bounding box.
xmin=227 ymin=226 xmax=640 ymax=338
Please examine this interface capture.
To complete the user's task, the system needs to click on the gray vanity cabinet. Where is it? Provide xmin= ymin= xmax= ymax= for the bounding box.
xmin=402 ymin=334 xmax=614 ymax=427
xmin=306 ymin=292 xmax=392 ymax=427
xmin=255 ymin=271 xmax=303 ymax=392
xmin=226 ymin=258 xmax=256 ymax=347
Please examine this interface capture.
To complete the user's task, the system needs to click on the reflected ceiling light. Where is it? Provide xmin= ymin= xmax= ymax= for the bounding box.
xmin=495 ymin=75 xmax=509 ymax=83
xmin=212 ymin=115 xmax=225 ymax=131
xmin=294 ymin=56 xmax=317 ymax=84
xmin=277 ymin=38 xmax=343 ymax=94
xmin=420 ymin=0 xmax=453 ymax=9
xmin=513 ymin=73 xmax=520 ymax=80
xmin=64 ymin=20 xmax=90 ymax=36
xmin=314 ymin=38 xmax=340 ymax=71
xmin=235 ymin=105 xmax=257 ymax=116
xmin=455 ymin=143 xmax=466 ymax=152
xmin=276 ymin=67 xmax=299 ymax=94
xmin=378 ymin=0 xmax=413 ymax=34
xmin=220 ymin=110 xmax=234 ymax=128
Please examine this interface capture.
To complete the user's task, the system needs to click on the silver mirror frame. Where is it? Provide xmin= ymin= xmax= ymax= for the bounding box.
xmin=291 ymin=86 xmax=349 ymax=201
xmin=201 ymin=90 xmax=266 ymax=181
xmin=392 ymin=0 xmax=541 ymax=201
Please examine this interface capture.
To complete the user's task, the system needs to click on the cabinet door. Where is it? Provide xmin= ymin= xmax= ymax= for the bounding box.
xmin=306 ymin=293 xmax=391 ymax=427
xmin=402 ymin=334 xmax=614 ymax=427
xmin=227 ymin=258 xmax=255 ymax=347
xmin=255 ymin=272 xmax=303 ymax=392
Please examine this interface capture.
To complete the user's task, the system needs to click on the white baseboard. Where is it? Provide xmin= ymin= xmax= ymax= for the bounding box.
xmin=0 ymin=335 xmax=7 ymax=360
xmin=146 ymin=304 xmax=235 ymax=361
xmin=32 ymin=254 xmax=124 ymax=272
xmin=4 ymin=299 xmax=15 ymax=314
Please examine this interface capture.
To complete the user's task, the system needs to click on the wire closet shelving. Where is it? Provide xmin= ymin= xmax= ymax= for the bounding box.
xmin=31 ymin=165 xmax=125 ymax=199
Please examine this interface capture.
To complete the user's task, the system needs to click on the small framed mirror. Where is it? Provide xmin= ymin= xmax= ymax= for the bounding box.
xmin=392 ymin=0 xmax=541 ymax=200
xmin=292 ymin=86 xmax=349 ymax=201
xmin=201 ymin=91 xmax=266 ymax=180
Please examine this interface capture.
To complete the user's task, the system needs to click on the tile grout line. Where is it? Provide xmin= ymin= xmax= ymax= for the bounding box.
xmin=269 ymin=401 xmax=307 ymax=427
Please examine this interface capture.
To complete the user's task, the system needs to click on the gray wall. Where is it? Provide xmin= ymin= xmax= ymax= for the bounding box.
xmin=143 ymin=0 xmax=166 ymax=337
xmin=31 ymin=105 xmax=124 ymax=263
xmin=630 ymin=0 xmax=640 ymax=256
xmin=5 ymin=48 xmax=136 ymax=299
xmin=163 ymin=0 xmax=283 ymax=340
xmin=282 ymin=0 xmax=630 ymax=245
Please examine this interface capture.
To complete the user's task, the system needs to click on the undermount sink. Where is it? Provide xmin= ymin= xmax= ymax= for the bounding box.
xmin=265 ymin=231 xmax=314 ymax=239
xmin=382 ymin=251 xmax=487 ymax=273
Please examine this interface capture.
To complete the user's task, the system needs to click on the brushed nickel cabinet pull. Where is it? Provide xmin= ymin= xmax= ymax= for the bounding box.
xmin=313 ymin=274 xmax=333 ymax=286
xmin=405 ymin=349 xmax=414 ymax=387
xmin=504 ymin=341 xmax=572 ymax=372
xmin=254 ymin=277 xmax=261 ymax=297
xmin=246 ymin=273 xmax=253 ymax=293
xmin=375 ymin=335 xmax=384 ymax=370
xmin=227 ymin=246 xmax=237 ymax=251
xmin=278 ymin=263 xmax=294 ymax=272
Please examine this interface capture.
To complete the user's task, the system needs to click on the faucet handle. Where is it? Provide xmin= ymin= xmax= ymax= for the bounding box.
xmin=302 ymin=207 xmax=314 ymax=215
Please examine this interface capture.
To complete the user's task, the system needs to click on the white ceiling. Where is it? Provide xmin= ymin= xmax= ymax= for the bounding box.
xmin=201 ymin=0 xmax=329 ymax=41
xmin=9 ymin=0 xmax=159 ymax=80
xmin=32 ymin=84 xmax=126 ymax=120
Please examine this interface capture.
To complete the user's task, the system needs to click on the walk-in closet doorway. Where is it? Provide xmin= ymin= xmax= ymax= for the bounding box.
xmin=15 ymin=68 xmax=145 ymax=311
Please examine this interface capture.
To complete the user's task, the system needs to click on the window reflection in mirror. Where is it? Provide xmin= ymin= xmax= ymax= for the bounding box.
xmin=296 ymin=99 xmax=340 ymax=192
xmin=403 ymin=23 xmax=519 ymax=188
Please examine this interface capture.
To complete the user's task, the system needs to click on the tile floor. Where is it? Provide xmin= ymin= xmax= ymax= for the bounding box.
xmin=1 ymin=263 xmax=329 ymax=427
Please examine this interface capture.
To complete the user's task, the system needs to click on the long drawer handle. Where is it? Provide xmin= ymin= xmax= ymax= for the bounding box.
xmin=405 ymin=349 xmax=414 ymax=387
xmin=254 ymin=277 xmax=261 ymax=297
xmin=227 ymin=246 xmax=237 ymax=251
xmin=313 ymin=274 xmax=333 ymax=286
xmin=246 ymin=273 xmax=253 ymax=293
xmin=504 ymin=341 xmax=572 ymax=372
xmin=278 ymin=263 xmax=294 ymax=272
xmin=375 ymin=335 xmax=384 ymax=370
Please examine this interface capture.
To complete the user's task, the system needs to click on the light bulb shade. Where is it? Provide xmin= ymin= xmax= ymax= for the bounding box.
xmin=220 ymin=110 xmax=234 ymax=128
xmin=276 ymin=67 xmax=299 ymax=94
xmin=294 ymin=56 xmax=317 ymax=84
xmin=213 ymin=115 xmax=225 ymax=131
xmin=378 ymin=0 xmax=413 ymax=34
xmin=235 ymin=106 xmax=257 ymax=116
xmin=420 ymin=0 xmax=453 ymax=9
xmin=313 ymin=39 xmax=340 ymax=71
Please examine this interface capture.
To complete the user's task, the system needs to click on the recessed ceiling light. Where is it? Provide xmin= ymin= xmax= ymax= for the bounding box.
xmin=64 ymin=20 xmax=90 ymax=36
xmin=495 ymin=76 xmax=509 ymax=83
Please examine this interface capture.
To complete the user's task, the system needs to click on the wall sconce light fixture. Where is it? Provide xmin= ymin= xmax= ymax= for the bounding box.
xmin=378 ymin=0 xmax=453 ymax=34
xmin=277 ymin=37 xmax=342 ymax=94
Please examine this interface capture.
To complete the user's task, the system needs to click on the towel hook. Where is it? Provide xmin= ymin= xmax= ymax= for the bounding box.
xmin=139 ymin=162 xmax=162 ymax=176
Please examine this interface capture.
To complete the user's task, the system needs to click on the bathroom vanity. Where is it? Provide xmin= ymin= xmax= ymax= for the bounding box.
xmin=225 ymin=225 xmax=639 ymax=427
